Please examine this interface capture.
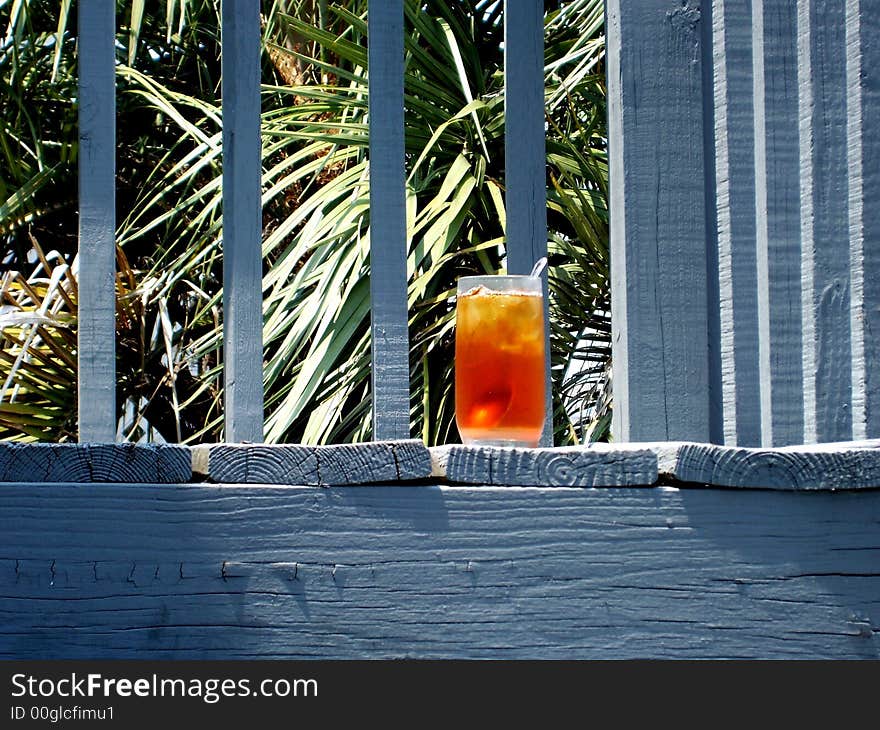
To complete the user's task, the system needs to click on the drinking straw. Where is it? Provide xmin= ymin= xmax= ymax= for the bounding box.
xmin=529 ymin=257 xmax=548 ymax=278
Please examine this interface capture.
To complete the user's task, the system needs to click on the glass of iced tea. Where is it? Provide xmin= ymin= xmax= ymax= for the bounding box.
xmin=455 ymin=274 xmax=545 ymax=447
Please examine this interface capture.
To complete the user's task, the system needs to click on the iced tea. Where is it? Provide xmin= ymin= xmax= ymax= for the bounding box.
xmin=455 ymin=276 xmax=545 ymax=446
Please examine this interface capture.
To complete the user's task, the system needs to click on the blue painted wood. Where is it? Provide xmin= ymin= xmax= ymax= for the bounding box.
xmin=0 ymin=443 xmax=191 ymax=483
xmin=207 ymin=440 xmax=432 ymax=485
xmin=504 ymin=0 xmax=551 ymax=446
xmin=798 ymin=0 xmax=852 ymax=443
xmin=847 ymin=0 xmax=880 ymax=440
xmin=221 ymin=0 xmax=264 ymax=443
xmin=0 ymin=483 xmax=877 ymax=658
xmin=368 ymin=0 xmax=410 ymax=441
xmin=607 ymin=0 xmax=711 ymax=442
xmin=668 ymin=441 xmax=880 ymax=489
xmin=610 ymin=1 xmax=878 ymax=446
xmin=753 ymin=0 xmax=804 ymax=446
xmin=443 ymin=444 xmax=658 ymax=486
xmin=77 ymin=0 xmax=116 ymax=443
xmin=710 ymin=0 xmax=761 ymax=446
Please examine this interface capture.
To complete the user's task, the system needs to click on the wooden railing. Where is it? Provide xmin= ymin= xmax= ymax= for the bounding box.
xmin=74 ymin=0 xmax=551 ymax=445
xmin=77 ymin=1 xmax=880 ymax=450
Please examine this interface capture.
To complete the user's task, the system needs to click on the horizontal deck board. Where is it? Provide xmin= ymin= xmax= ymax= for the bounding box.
xmin=666 ymin=441 xmax=880 ymax=489
xmin=205 ymin=440 xmax=431 ymax=485
xmin=0 ymin=443 xmax=191 ymax=483
xmin=0 ymin=483 xmax=878 ymax=659
xmin=439 ymin=444 xmax=658 ymax=486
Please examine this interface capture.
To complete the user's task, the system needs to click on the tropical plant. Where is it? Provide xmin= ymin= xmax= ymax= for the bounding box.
xmin=1 ymin=0 xmax=610 ymax=446
xmin=2 ymin=0 xmax=225 ymax=442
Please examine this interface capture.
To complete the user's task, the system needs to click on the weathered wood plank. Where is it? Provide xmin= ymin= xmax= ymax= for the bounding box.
xmin=208 ymin=440 xmax=431 ymax=485
xmin=667 ymin=441 xmax=880 ymax=489
xmin=0 ymin=484 xmax=878 ymax=659
xmin=798 ymin=0 xmax=852 ymax=443
xmin=846 ymin=0 xmax=880 ymax=440
xmin=440 ymin=444 xmax=657 ymax=487
xmin=221 ymin=0 xmax=264 ymax=443
xmin=609 ymin=1 xmax=875 ymax=447
xmin=504 ymin=0 xmax=551 ymax=446
xmin=503 ymin=0 xmax=548 ymax=280
xmin=368 ymin=0 xmax=410 ymax=440
xmin=753 ymin=0 xmax=804 ymax=446
xmin=77 ymin=0 xmax=116 ymax=443
xmin=607 ymin=0 xmax=711 ymax=442
xmin=711 ymin=0 xmax=760 ymax=446
xmin=0 ymin=443 xmax=191 ymax=483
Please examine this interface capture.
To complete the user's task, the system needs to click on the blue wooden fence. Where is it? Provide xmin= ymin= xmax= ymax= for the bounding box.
xmin=609 ymin=0 xmax=880 ymax=447
xmin=76 ymin=0 xmax=116 ymax=443
xmin=367 ymin=0 xmax=410 ymax=441
xmin=75 ymin=0 xmax=880 ymax=448
xmin=75 ymin=0 xmax=551 ymax=445
xmin=221 ymin=0 xmax=264 ymax=443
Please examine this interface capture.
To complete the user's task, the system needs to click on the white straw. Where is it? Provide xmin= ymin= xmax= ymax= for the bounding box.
xmin=529 ymin=256 xmax=548 ymax=278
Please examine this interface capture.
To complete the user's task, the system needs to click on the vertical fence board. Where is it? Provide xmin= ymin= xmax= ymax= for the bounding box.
xmin=608 ymin=0 xmax=711 ymax=442
xmin=368 ymin=0 xmax=410 ymax=440
xmin=702 ymin=1 xmax=724 ymax=447
xmin=753 ymin=0 xmax=804 ymax=445
xmin=609 ymin=0 xmax=875 ymax=447
xmin=77 ymin=0 xmax=116 ymax=443
xmin=221 ymin=0 xmax=264 ymax=443
xmin=847 ymin=0 xmax=880 ymax=439
xmin=711 ymin=0 xmax=760 ymax=446
xmin=504 ymin=0 xmax=551 ymax=446
xmin=752 ymin=0 xmax=804 ymax=446
xmin=798 ymin=0 xmax=852 ymax=443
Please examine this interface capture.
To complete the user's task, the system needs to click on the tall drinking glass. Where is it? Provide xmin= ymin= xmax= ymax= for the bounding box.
xmin=455 ymin=275 xmax=545 ymax=447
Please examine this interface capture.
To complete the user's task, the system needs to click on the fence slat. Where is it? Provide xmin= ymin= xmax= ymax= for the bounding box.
xmin=798 ymin=0 xmax=852 ymax=443
xmin=368 ymin=0 xmax=410 ymax=440
xmin=753 ymin=0 xmax=804 ymax=446
xmin=504 ymin=0 xmax=552 ymax=446
xmin=711 ymin=0 xmax=761 ymax=446
xmin=77 ymin=0 xmax=117 ymax=443
xmin=610 ymin=0 xmax=877 ymax=446
xmin=221 ymin=0 xmax=264 ymax=443
xmin=607 ymin=0 xmax=712 ymax=442
xmin=846 ymin=0 xmax=880 ymax=440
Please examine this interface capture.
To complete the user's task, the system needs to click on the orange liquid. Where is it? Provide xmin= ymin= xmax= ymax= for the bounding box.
xmin=455 ymin=286 xmax=545 ymax=446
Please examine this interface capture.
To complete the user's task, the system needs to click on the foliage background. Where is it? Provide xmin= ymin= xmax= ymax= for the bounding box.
xmin=0 ymin=0 xmax=610 ymax=445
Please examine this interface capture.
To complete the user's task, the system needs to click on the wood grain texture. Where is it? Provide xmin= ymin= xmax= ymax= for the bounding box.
xmin=368 ymin=0 xmax=410 ymax=441
xmin=711 ymin=0 xmax=760 ymax=446
xmin=608 ymin=1 xmax=878 ymax=447
xmin=847 ymin=0 xmax=880 ymax=440
xmin=504 ymin=0 xmax=552 ymax=446
xmin=442 ymin=444 xmax=658 ymax=486
xmin=753 ymin=0 xmax=804 ymax=446
xmin=208 ymin=440 xmax=431 ymax=485
xmin=607 ymin=0 xmax=711 ymax=442
xmin=0 ymin=443 xmax=191 ymax=483
xmin=221 ymin=0 xmax=264 ymax=443
xmin=503 ymin=0 xmax=548 ymax=277
xmin=77 ymin=0 xmax=116 ymax=443
xmin=0 ymin=483 xmax=878 ymax=659
xmin=669 ymin=442 xmax=880 ymax=489
xmin=798 ymin=0 xmax=852 ymax=443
